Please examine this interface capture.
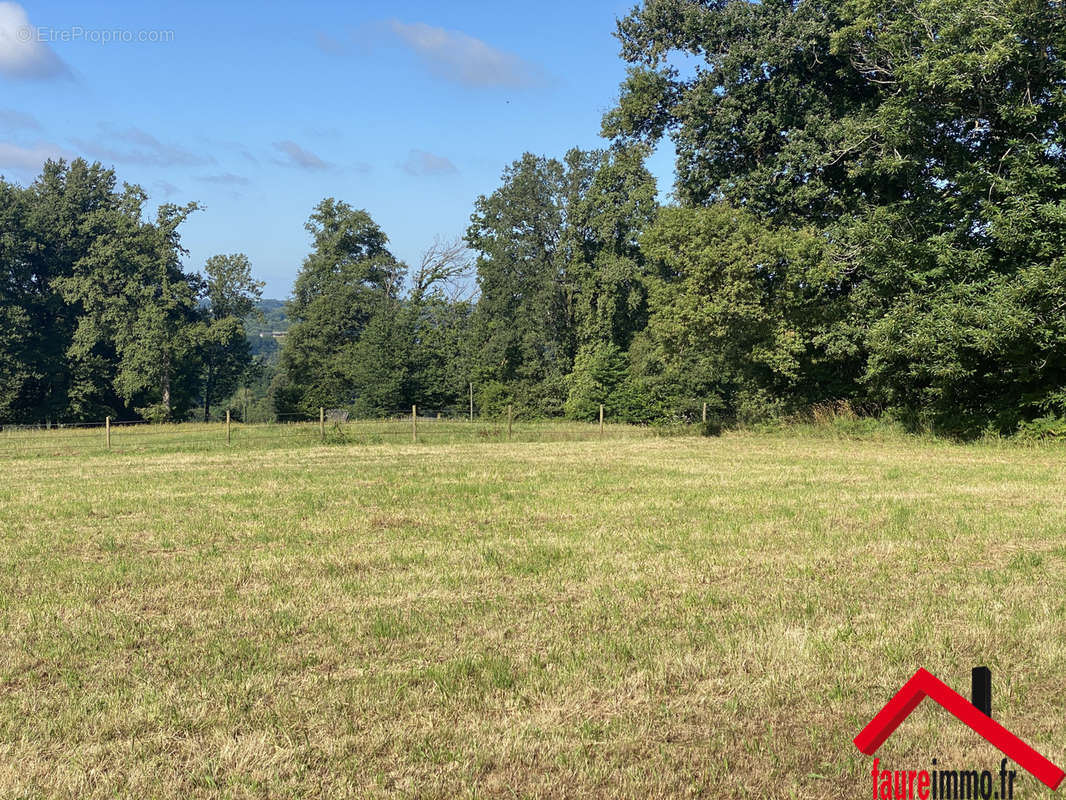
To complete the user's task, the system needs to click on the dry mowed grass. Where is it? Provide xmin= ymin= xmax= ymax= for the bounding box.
xmin=1 ymin=425 xmax=1065 ymax=798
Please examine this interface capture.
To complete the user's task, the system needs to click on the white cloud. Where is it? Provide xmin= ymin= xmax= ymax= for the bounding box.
xmin=402 ymin=149 xmax=457 ymax=176
xmin=273 ymin=140 xmax=330 ymax=170
xmin=0 ymin=140 xmax=72 ymax=171
xmin=0 ymin=108 xmax=40 ymax=131
xmin=71 ymin=125 xmax=212 ymax=167
xmin=0 ymin=2 xmax=70 ymax=80
xmin=388 ymin=20 xmax=546 ymax=89
xmin=196 ymin=172 xmax=250 ymax=186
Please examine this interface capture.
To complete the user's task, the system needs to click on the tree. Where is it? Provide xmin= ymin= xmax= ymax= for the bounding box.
xmin=406 ymin=237 xmax=476 ymax=410
xmin=636 ymin=204 xmax=824 ymax=422
xmin=564 ymin=341 xmax=647 ymax=422
xmin=0 ymin=178 xmax=33 ymax=424
xmin=466 ymin=148 xmax=662 ymax=418
xmin=467 ymin=153 xmax=571 ymax=414
xmin=606 ymin=0 xmax=1066 ymax=432
xmin=3 ymin=159 xmax=208 ymax=423
xmin=200 ymin=253 xmax=263 ymax=421
xmin=563 ymin=145 xmax=659 ymax=352
xmin=2 ymin=160 xmax=270 ymax=426
xmin=57 ymin=196 xmax=204 ymax=421
xmin=0 ymin=160 xmax=132 ymax=423
xmin=277 ymin=200 xmax=405 ymax=415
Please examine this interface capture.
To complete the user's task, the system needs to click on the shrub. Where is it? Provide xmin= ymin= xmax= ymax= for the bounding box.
xmin=564 ymin=342 xmax=650 ymax=423
xmin=475 ymin=380 xmax=513 ymax=418
xmin=1017 ymin=415 xmax=1066 ymax=440
xmin=700 ymin=416 xmax=723 ymax=437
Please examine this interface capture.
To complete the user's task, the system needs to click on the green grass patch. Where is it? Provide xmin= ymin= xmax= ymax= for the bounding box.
xmin=0 ymin=423 xmax=1064 ymax=797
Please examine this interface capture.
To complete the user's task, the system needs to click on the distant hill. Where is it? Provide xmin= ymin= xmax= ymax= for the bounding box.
xmin=246 ymin=299 xmax=290 ymax=361
xmin=246 ymin=299 xmax=289 ymax=336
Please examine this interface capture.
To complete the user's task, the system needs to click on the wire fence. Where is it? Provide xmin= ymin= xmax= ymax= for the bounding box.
xmin=0 ymin=406 xmax=697 ymax=459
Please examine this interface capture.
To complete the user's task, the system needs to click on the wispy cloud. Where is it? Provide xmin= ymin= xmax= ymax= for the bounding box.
xmin=153 ymin=179 xmax=180 ymax=197
xmin=72 ymin=125 xmax=212 ymax=167
xmin=312 ymin=24 xmax=379 ymax=58
xmin=314 ymin=31 xmax=347 ymax=56
xmin=0 ymin=2 xmax=71 ymax=80
xmin=0 ymin=108 xmax=41 ymax=131
xmin=387 ymin=20 xmax=546 ymax=89
xmin=196 ymin=172 xmax=250 ymax=186
xmin=194 ymin=135 xmax=260 ymax=167
xmin=273 ymin=140 xmax=330 ymax=170
xmin=305 ymin=125 xmax=343 ymax=139
xmin=402 ymin=149 xmax=457 ymax=176
xmin=0 ymin=140 xmax=73 ymax=171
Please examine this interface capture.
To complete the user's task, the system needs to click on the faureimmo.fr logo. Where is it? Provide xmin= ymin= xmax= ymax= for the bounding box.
xmin=854 ymin=667 xmax=1064 ymax=798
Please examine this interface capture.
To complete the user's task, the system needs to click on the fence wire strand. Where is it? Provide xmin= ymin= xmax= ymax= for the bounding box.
xmin=0 ymin=415 xmax=677 ymax=458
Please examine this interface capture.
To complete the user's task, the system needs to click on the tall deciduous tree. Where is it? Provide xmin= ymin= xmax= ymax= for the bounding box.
xmin=200 ymin=253 xmax=263 ymax=421
xmin=606 ymin=0 xmax=1066 ymax=432
xmin=563 ymin=145 xmax=659 ymax=352
xmin=467 ymin=153 xmax=570 ymax=414
xmin=406 ymin=237 xmax=475 ymax=411
xmin=0 ymin=160 xmax=128 ymax=423
xmin=56 ymin=196 xmax=203 ymax=421
xmin=467 ymin=148 xmax=660 ymax=416
xmin=276 ymin=199 xmax=406 ymax=415
xmin=636 ymin=204 xmax=825 ymax=422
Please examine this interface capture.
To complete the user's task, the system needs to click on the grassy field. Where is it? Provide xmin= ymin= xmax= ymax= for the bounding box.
xmin=0 ymin=418 xmax=668 ymax=459
xmin=1 ymin=423 xmax=1064 ymax=798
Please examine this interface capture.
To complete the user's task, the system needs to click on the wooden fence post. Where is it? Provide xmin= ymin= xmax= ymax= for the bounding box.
xmin=226 ymin=409 xmax=231 ymax=444
xmin=599 ymin=404 xmax=604 ymax=437
xmin=508 ymin=404 xmax=513 ymax=440
xmin=469 ymin=382 xmax=474 ymax=421
xmin=105 ymin=416 xmax=111 ymax=451
xmin=412 ymin=405 xmax=418 ymax=443
xmin=319 ymin=407 xmax=325 ymax=441
xmin=702 ymin=402 xmax=707 ymax=424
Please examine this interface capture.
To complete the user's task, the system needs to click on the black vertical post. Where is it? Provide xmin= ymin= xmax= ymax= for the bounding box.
xmin=972 ymin=666 xmax=991 ymax=717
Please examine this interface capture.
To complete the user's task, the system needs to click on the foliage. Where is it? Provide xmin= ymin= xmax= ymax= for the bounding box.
xmin=0 ymin=159 xmax=261 ymax=424
xmin=466 ymin=147 xmax=659 ymax=419
xmin=199 ymin=253 xmax=263 ymax=421
xmin=564 ymin=342 xmax=647 ymax=423
xmin=276 ymin=199 xmax=406 ymax=416
xmin=1 ymin=160 xmax=127 ymax=423
xmin=467 ymin=153 xmax=571 ymax=398
xmin=1017 ymin=414 xmax=1066 ymax=440
xmin=636 ymin=204 xmax=826 ymax=423
xmin=604 ymin=0 xmax=1066 ymax=433
xmin=699 ymin=417 xmax=722 ymax=437
xmin=7 ymin=0 xmax=1066 ymax=438
xmin=475 ymin=380 xmax=513 ymax=418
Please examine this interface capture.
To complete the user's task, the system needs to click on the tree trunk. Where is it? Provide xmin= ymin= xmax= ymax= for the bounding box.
xmin=203 ymin=362 xmax=213 ymax=423
xmin=161 ymin=353 xmax=171 ymax=420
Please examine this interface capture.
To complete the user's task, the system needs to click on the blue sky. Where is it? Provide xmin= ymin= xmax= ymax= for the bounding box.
xmin=0 ymin=0 xmax=675 ymax=297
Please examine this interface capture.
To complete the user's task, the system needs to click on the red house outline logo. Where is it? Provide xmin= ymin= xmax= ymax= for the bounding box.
xmin=854 ymin=668 xmax=1064 ymax=790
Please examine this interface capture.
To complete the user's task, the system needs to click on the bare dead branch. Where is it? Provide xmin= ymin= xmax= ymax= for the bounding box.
xmin=412 ymin=235 xmax=476 ymax=304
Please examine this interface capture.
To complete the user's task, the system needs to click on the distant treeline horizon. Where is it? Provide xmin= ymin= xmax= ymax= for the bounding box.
xmin=3 ymin=1 xmax=1065 ymax=437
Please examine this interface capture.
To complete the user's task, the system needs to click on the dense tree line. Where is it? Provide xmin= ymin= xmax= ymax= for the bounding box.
xmin=4 ymin=1 xmax=1065 ymax=435
xmin=274 ymin=0 xmax=1066 ymax=435
xmin=603 ymin=0 xmax=1066 ymax=434
xmin=0 ymin=160 xmax=261 ymax=425
xmin=271 ymin=146 xmax=660 ymax=421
